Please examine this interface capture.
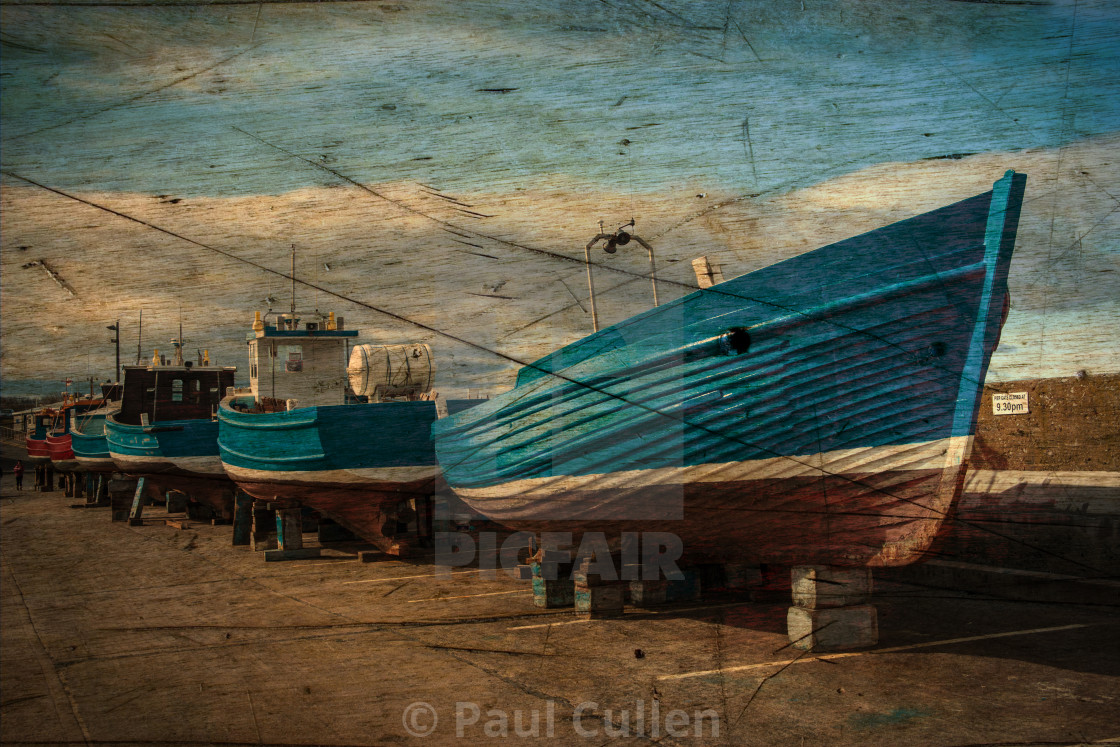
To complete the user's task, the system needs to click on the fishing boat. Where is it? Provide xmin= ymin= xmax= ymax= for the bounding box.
xmin=53 ymin=382 xmax=122 ymax=472
xmin=71 ymin=402 xmax=122 ymax=474
xmin=24 ymin=393 xmax=112 ymax=469
xmin=218 ymin=309 xmax=454 ymax=555
xmin=106 ymin=341 xmax=237 ymax=517
xmin=25 ymin=409 xmax=54 ymax=464
xmin=434 ymin=170 xmax=1027 ymax=569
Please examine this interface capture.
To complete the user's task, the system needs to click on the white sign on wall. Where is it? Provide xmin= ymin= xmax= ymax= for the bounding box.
xmin=992 ymin=392 xmax=1029 ymax=415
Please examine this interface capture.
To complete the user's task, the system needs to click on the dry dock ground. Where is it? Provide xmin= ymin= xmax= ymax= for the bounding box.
xmin=2 ymin=477 xmax=1118 ymax=746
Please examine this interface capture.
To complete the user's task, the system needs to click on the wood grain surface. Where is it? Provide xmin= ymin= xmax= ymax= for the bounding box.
xmin=2 ymin=0 xmax=1117 ymax=396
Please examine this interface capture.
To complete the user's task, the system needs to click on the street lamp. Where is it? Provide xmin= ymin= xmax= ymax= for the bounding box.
xmin=107 ymin=321 xmax=120 ymax=383
xmin=583 ymin=221 xmax=660 ymax=333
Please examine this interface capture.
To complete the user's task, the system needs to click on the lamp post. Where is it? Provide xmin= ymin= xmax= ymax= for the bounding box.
xmin=107 ymin=321 xmax=120 ymax=383
xmin=583 ymin=222 xmax=660 ymax=333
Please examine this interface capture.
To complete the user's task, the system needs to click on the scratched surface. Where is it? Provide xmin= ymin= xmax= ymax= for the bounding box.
xmin=1 ymin=0 xmax=1118 ymax=395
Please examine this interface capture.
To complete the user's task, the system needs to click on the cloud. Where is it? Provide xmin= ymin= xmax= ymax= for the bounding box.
xmin=3 ymin=135 xmax=1117 ymax=390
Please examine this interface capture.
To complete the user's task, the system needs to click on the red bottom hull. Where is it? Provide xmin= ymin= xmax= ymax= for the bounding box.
xmin=455 ymin=467 xmax=961 ymax=569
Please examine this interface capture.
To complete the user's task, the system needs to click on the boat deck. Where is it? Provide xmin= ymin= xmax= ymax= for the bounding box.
xmin=3 ymin=478 xmax=1117 ymax=745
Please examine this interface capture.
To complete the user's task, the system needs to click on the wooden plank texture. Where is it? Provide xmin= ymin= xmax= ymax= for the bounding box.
xmin=1 ymin=0 xmax=1116 ymax=397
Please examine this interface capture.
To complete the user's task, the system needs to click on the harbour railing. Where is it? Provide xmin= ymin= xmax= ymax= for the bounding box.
xmin=0 ymin=426 xmax=26 ymax=448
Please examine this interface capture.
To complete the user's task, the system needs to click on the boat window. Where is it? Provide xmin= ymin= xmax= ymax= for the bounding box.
xmin=172 ymin=379 xmax=183 ymax=402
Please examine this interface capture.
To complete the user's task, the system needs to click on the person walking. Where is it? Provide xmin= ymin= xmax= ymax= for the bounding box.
xmin=13 ymin=460 xmax=25 ymax=491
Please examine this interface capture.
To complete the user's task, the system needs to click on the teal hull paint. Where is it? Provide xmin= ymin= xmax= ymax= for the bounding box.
xmin=432 ymin=172 xmax=1026 ymax=568
xmin=436 ymin=172 xmax=1025 ymax=488
xmin=70 ymin=412 xmax=111 ymax=461
xmin=218 ymin=397 xmax=437 ymax=476
xmin=106 ymin=414 xmax=226 ymax=479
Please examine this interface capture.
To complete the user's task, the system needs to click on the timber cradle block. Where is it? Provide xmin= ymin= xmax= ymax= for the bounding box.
xmin=531 ymin=561 xmax=575 ymax=608
xmin=276 ymin=508 xmax=304 ymax=551
xmin=251 ymin=502 xmax=278 ymax=551
xmin=787 ymin=604 xmax=878 ymax=651
xmin=166 ymin=490 xmax=189 ymax=514
xmin=791 ymin=566 xmax=873 ymax=609
xmin=264 ymin=547 xmax=322 ymax=562
xmin=575 ymin=584 xmax=625 ymax=617
xmin=165 ymin=519 xmax=190 ymax=530
xmin=232 ymin=492 xmax=253 ymax=546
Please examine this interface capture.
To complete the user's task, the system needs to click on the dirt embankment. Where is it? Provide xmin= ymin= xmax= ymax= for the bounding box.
xmin=969 ymin=372 xmax=1120 ymax=472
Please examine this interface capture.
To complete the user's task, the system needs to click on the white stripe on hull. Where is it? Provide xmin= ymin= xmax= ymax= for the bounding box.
xmin=111 ymin=453 xmax=226 ymax=477
xmin=453 ymin=436 xmax=972 ymax=503
xmin=222 ymin=463 xmax=439 ymax=488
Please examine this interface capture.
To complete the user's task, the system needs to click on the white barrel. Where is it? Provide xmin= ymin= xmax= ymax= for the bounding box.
xmin=347 ymin=343 xmax=435 ymax=401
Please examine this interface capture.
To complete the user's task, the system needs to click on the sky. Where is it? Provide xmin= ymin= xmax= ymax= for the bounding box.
xmin=1 ymin=0 xmax=1118 ymax=394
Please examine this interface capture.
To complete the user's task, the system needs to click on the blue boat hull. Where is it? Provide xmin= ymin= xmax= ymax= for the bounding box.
xmin=435 ymin=171 xmax=1027 ymax=568
xmin=106 ymin=415 xmax=225 ymax=477
xmin=218 ymin=396 xmax=438 ymax=553
xmin=70 ymin=410 xmax=117 ymax=473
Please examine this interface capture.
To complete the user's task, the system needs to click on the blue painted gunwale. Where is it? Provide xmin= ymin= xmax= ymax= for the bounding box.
xmin=218 ymin=396 xmax=436 ymax=476
xmin=434 ymin=171 xmax=1027 ymax=490
xmin=70 ymin=410 xmax=112 ymax=461
xmin=106 ymin=414 xmax=221 ymax=463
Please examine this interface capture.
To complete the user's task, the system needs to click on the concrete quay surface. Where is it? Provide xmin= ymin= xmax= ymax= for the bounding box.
xmin=2 ymin=475 xmax=1118 ymax=746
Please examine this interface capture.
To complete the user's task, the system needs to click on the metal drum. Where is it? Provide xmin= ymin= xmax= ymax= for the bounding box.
xmin=347 ymin=343 xmax=434 ymax=401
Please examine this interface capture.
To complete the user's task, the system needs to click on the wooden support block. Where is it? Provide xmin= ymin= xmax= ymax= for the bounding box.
xmin=575 ymin=584 xmax=625 ymax=617
xmin=251 ymin=502 xmax=277 ymax=551
xmin=127 ymin=477 xmax=147 ymax=525
xmin=531 ymin=561 xmax=575 ymax=608
xmin=787 ymin=604 xmax=878 ymax=651
xmin=165 ymin=519 xmax=190 ymax=530
xmin=276 ymin=508 xmax=304 ymax=551
xmin=791 ymin=566 xmax=873 ymax=609
xmin=232 ymin=492 xmax=253 ymax=546
xmin=108 ymin=476 xmax=135 ymax=521
xmin=358 ymin=550 xmax=389 ymax=563
xmin=165 ymin=489 xmax=189 ymax=514
xmin=264 ymin=547 xmax=322 ymax=562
